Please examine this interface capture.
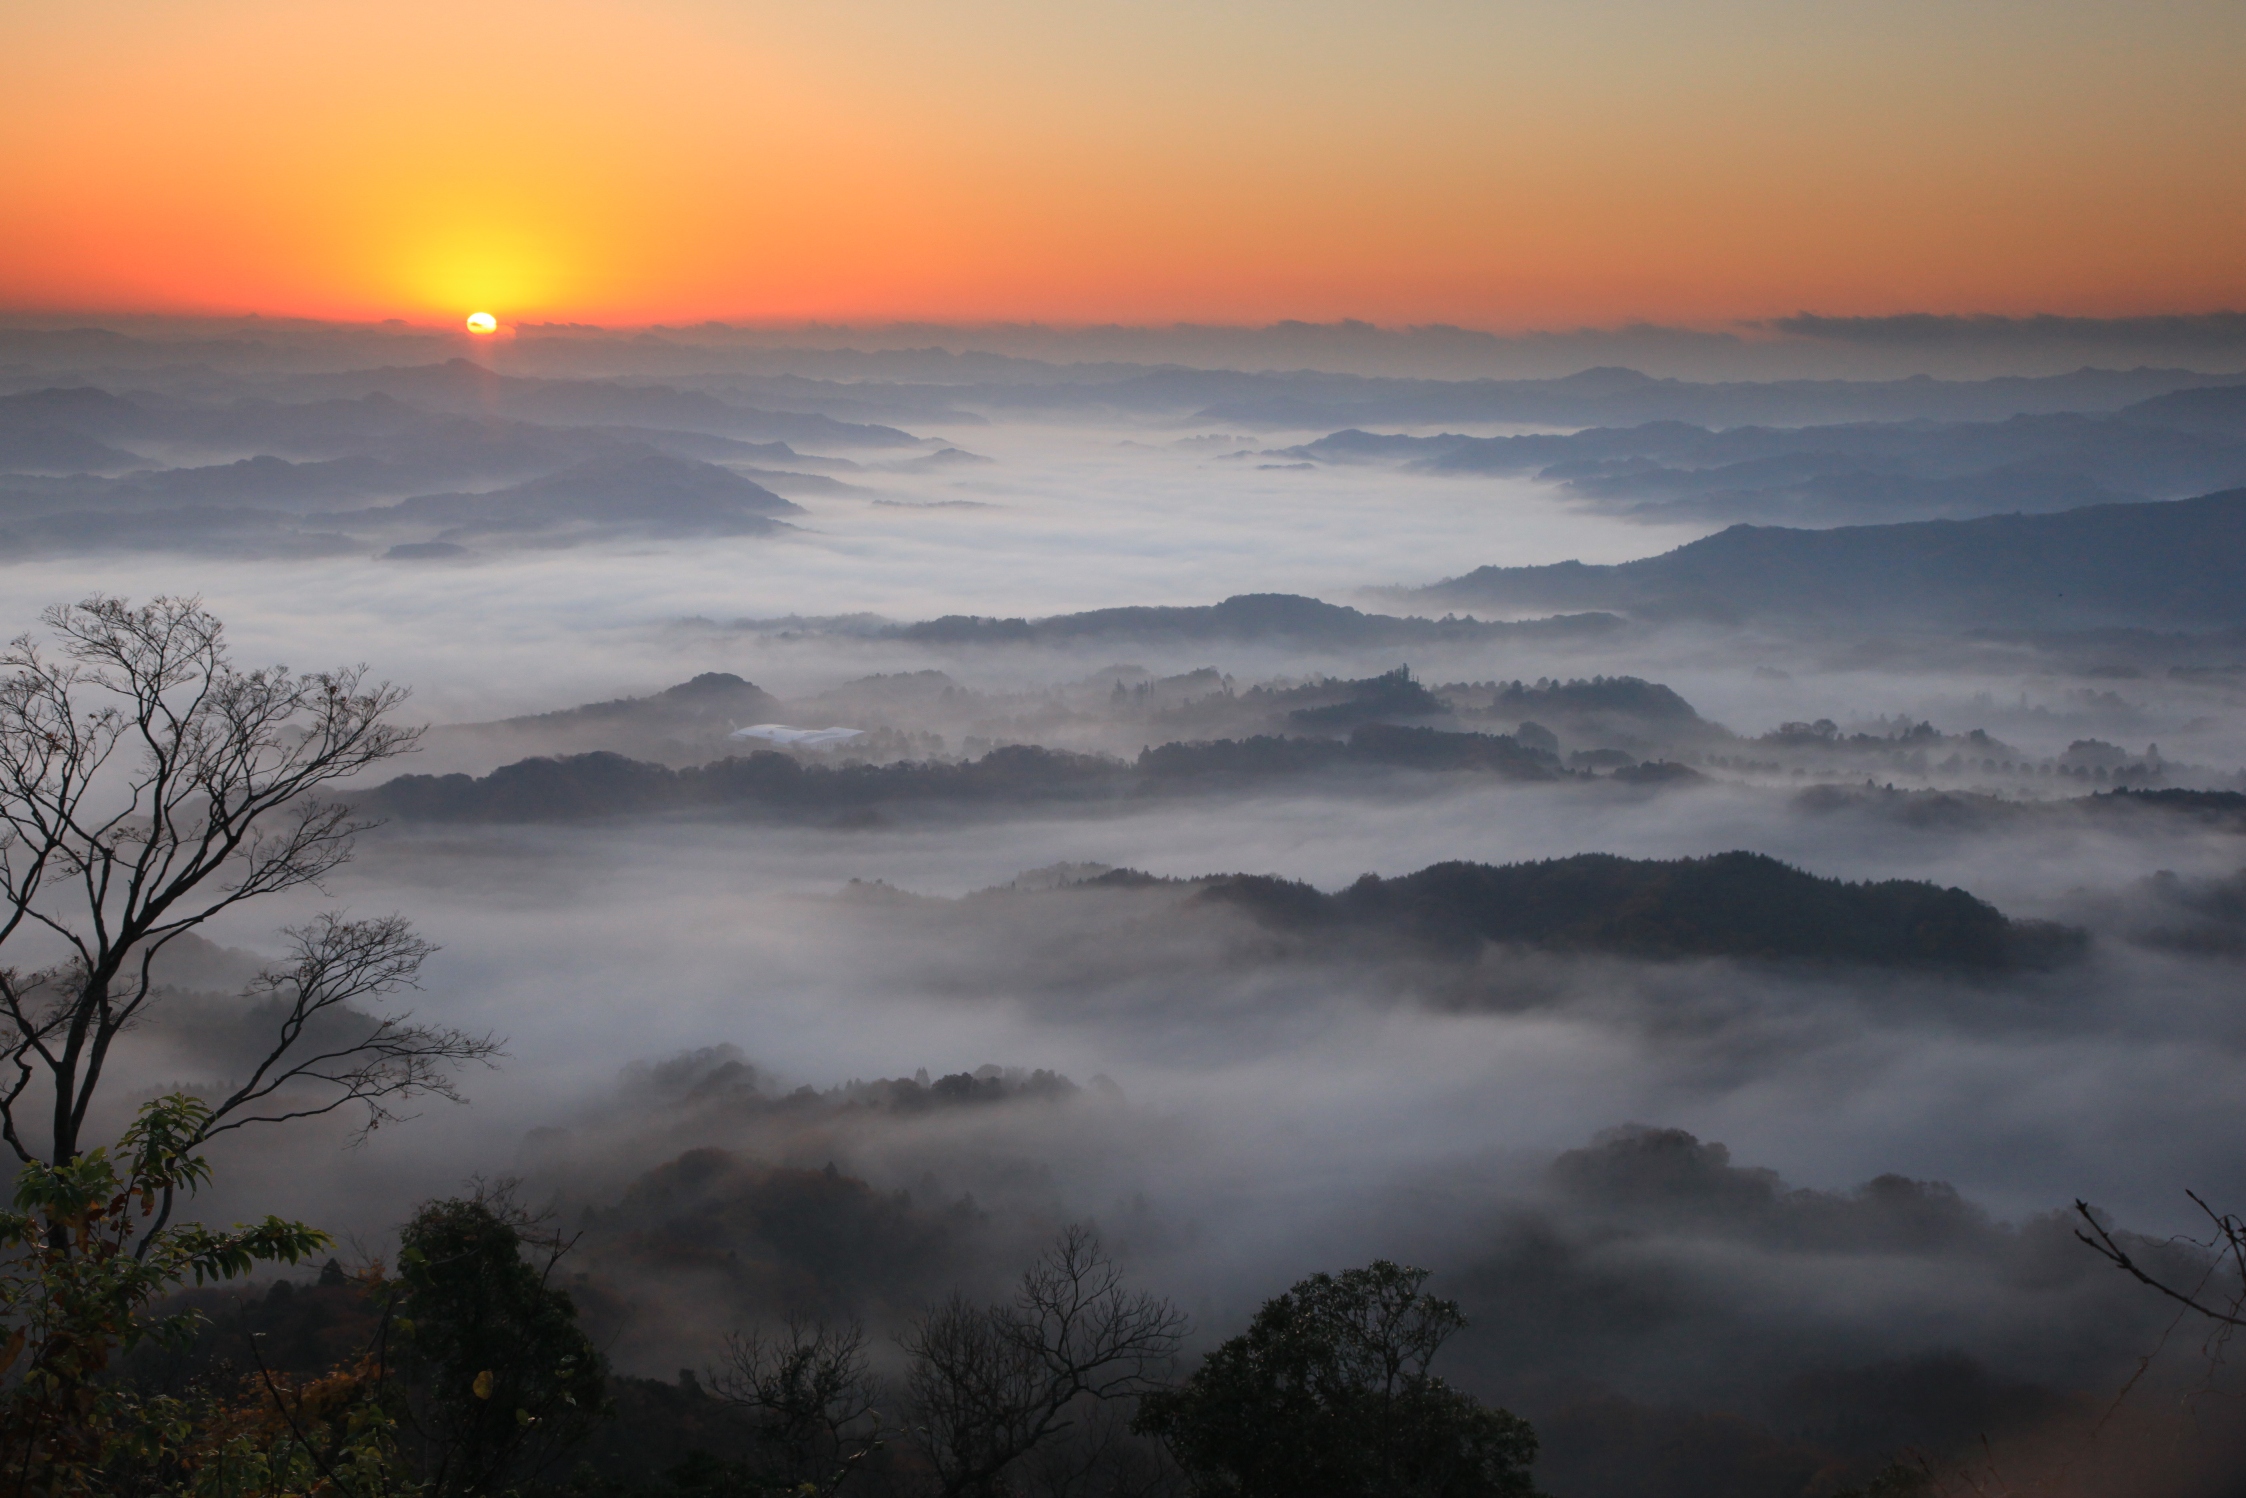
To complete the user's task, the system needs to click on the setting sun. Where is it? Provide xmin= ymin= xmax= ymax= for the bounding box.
xmin=464 ymin=311 xmax=498 ymax=335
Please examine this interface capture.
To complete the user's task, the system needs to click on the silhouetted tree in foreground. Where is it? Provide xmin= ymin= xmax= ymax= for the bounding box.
xmin=0 ymin=1094 xmax=332 ymax=1494
xmin=712 ymin=1315 xmax=885 ymax=1494
xmin=1135 ymin=1260 xmax=1540 ymax=1498
xmin=903 ymin=1225 xmax=1186 ymax=1498
xmin=0 ymin=596 xmax=499 ymax=1189
xmin=391 ymin=1190 xmax=610 ymax=1494
xmin=2076 ymin=1190 xmax=2246 ymax=1333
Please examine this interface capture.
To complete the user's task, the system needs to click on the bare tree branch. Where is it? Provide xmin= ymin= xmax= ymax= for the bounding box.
xmin=0 ymin=596 xmax=501 ymax=1247
xmin=713 ymin=1314 xmax=885 ymax=1494
xmin=2076 ymin=1194 xmax=2246 ymax=1330
xmin=904 ymin=1225 xmax=1185 ymax=1498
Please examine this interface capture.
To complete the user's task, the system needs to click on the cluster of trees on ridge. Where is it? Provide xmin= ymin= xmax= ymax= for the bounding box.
xmin=103 ymin=1172 xmax=1552 ymax=1498
xmin=1111 ymin=851 xmax=2078 ymax=972
xmin=1792 ymin=782 xmax=2246 ymax=835
xmin=1407 ymin=485 xmax=2246 ymax=631
xmin=356 ymin=722 xmax=1570 ymax=824
xmin=422 ymin=660 xmax=2235 ymax=805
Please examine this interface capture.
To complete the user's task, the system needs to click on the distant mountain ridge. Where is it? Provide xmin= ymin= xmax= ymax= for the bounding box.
xmin=274 ymin=359 xmax=926 ymax=447
xmin=742 ymin=362 xmax=2246 ymax=431
xmin=1405 ymin=487 xmax=2246 ymax=630
xmin=1272 ymin=380 xmax=2246 ymax=527
xmin=333 ymin=450 xmax=802 ymax=543
xmin=1145 ymin=364 xmax=2246 ymax=431
xmin=0 ymin=448 xmax=801 ymax=556
xmin=357 ymin=722 xmax=1571 ymax=823
xmin=0 ymin=381 xmax=853 ymax=555
xmin=746 ymin=593 xmax=1626 ymax=647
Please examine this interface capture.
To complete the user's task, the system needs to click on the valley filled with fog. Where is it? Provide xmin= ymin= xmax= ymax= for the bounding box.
xmin=1 ymin=419 xmax=1716 ymax=722
xmin=5 ymin=318 xmax=2246 ymax=1495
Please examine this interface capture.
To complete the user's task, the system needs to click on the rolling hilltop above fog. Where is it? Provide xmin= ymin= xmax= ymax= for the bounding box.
xmin=1098 ymin=362 xmax=2246 ymax=432
xmin=268 ymin=359 xmax=932 ymax=446
xmin=1063 ymin=851 xmax=2077 ymax=973
xmin=1278 ymin=380 xmax=2246 ymax=526
xmin=738 ymin=593 xmax=1624 ymax=648
xmin=374 ymin=661 xmax=2246 ymax=829
xmin=6 ymin=338 xmax=2245 ymax=571
xmin=0 ymin=442 xmax=807 ymax=556
xmin=1405 ymin=486 xmax=2246 ymax=630
xmin=0 ymin=356 xmax=947 ymax=555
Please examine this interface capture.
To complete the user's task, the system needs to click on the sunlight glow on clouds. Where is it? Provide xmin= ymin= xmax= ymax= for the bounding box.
xmin=1 ymin=0 xmax=2241 ymax=325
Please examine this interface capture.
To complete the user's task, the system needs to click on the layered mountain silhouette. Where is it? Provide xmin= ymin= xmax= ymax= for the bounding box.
xmin=1176 ymin=850 xmax=2074 ymax=971
xmin=0 ymin=447 xmax=802 ymax=556
xmin=357 ymin=721 xmax=1573 ymax=823
xmin=280 ymin=359 xmax=924 ymax=447
xmin=759 ymin=593 xmax=1625 ymax=646
xmin=1407 ymin=487 xmax=2246 ymax=629
xmin=1278 ymin=380 xmax=2246 ymax=526
xmin=344 ymin=450 xmax=801 ymax=545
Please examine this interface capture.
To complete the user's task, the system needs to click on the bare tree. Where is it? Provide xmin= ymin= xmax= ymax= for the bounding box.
xmin=2077 ymin=1192 xmax=2246 ymax=1332
xmin=903 ymin=1225 xmax=1185 ymax=1498
xmin=0 ymin=596 xmax=499 ymax=1195
xmin=712 ymin=1314 xmax=886 ymax=1493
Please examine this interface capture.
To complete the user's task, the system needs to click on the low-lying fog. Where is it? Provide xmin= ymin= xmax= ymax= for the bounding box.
xmin=0 ymin=422 xmax=1713 ymax=721
xmin=177 ymin=780 xmax=2245 ymax=1245
xmin=116 ymin=778 xmax=2242 ymax=1498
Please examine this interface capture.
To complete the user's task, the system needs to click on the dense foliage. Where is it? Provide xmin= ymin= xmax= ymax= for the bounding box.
xmin=0 ymin=1096 xmax=336 ymax=1495
xmin=1195 ymin=850 xmax=2076 ymax=971
xmin=1490 ymin=676 xmax=1704 ymax=727
xmin=0 ymin=1107 xmax=615 ymax=1497
xmin=1286 ymin=667 xmax=1449 ymax=727
xmin=390 ymin=1197 xmax=611 ymax=1493
xmin=360 ymin=722 xmax=1562 ymax=823
xmin=1136 ymin=1261 xmax=1539 ymax=1498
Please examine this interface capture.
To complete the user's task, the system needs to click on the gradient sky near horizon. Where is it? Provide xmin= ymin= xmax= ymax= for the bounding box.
xmin=3 ymin=0 xmax=2241 ymax=329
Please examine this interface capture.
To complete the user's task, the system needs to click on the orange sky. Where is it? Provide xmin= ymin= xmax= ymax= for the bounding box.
xmin=2 ymin=0 xmax=2241 ymax=329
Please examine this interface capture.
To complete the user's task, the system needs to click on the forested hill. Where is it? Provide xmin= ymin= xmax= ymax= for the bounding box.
xmin=1407 ymin=487 xmax=2246 ymax=629
xmin=864 ymin=593 xmax=1622 ymax=646
xmin=1160 ymin=851 xmax=2077 ymax=971
xmin=355 ymin=723 xmax=1565 ymax=822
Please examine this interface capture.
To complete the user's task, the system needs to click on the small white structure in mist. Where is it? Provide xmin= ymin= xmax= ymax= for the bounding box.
xmin=729 ymin=723 xmax=864 ymax=747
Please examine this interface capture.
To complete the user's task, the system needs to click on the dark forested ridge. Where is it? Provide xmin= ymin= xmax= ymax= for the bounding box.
xmin=483 ymin=671 xmax=785 ymax=735
xmin=1796 ymin=783 xmax=2246 ymax=833
xmin=1144 ymin=851 xmax=2076 ymax=972
xmin=752 ymin=592 xmax=1626 ymax=646
xmin=1407 ymin=486 xmax=2246 ymax=629
xmin=359 ymin=729 xmax=2241 ymax=832
xmin=357 ymin=723 xmax=1567 ymax=822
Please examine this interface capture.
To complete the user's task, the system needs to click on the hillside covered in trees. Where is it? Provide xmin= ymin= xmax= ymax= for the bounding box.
xmin=1085 ymin=851 xmax=2078 ymax=972
xmin=356 ymin=723 xmax=1569 ymax=822
xmin=1408 ymin=486 xmax=2246 ymax=629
